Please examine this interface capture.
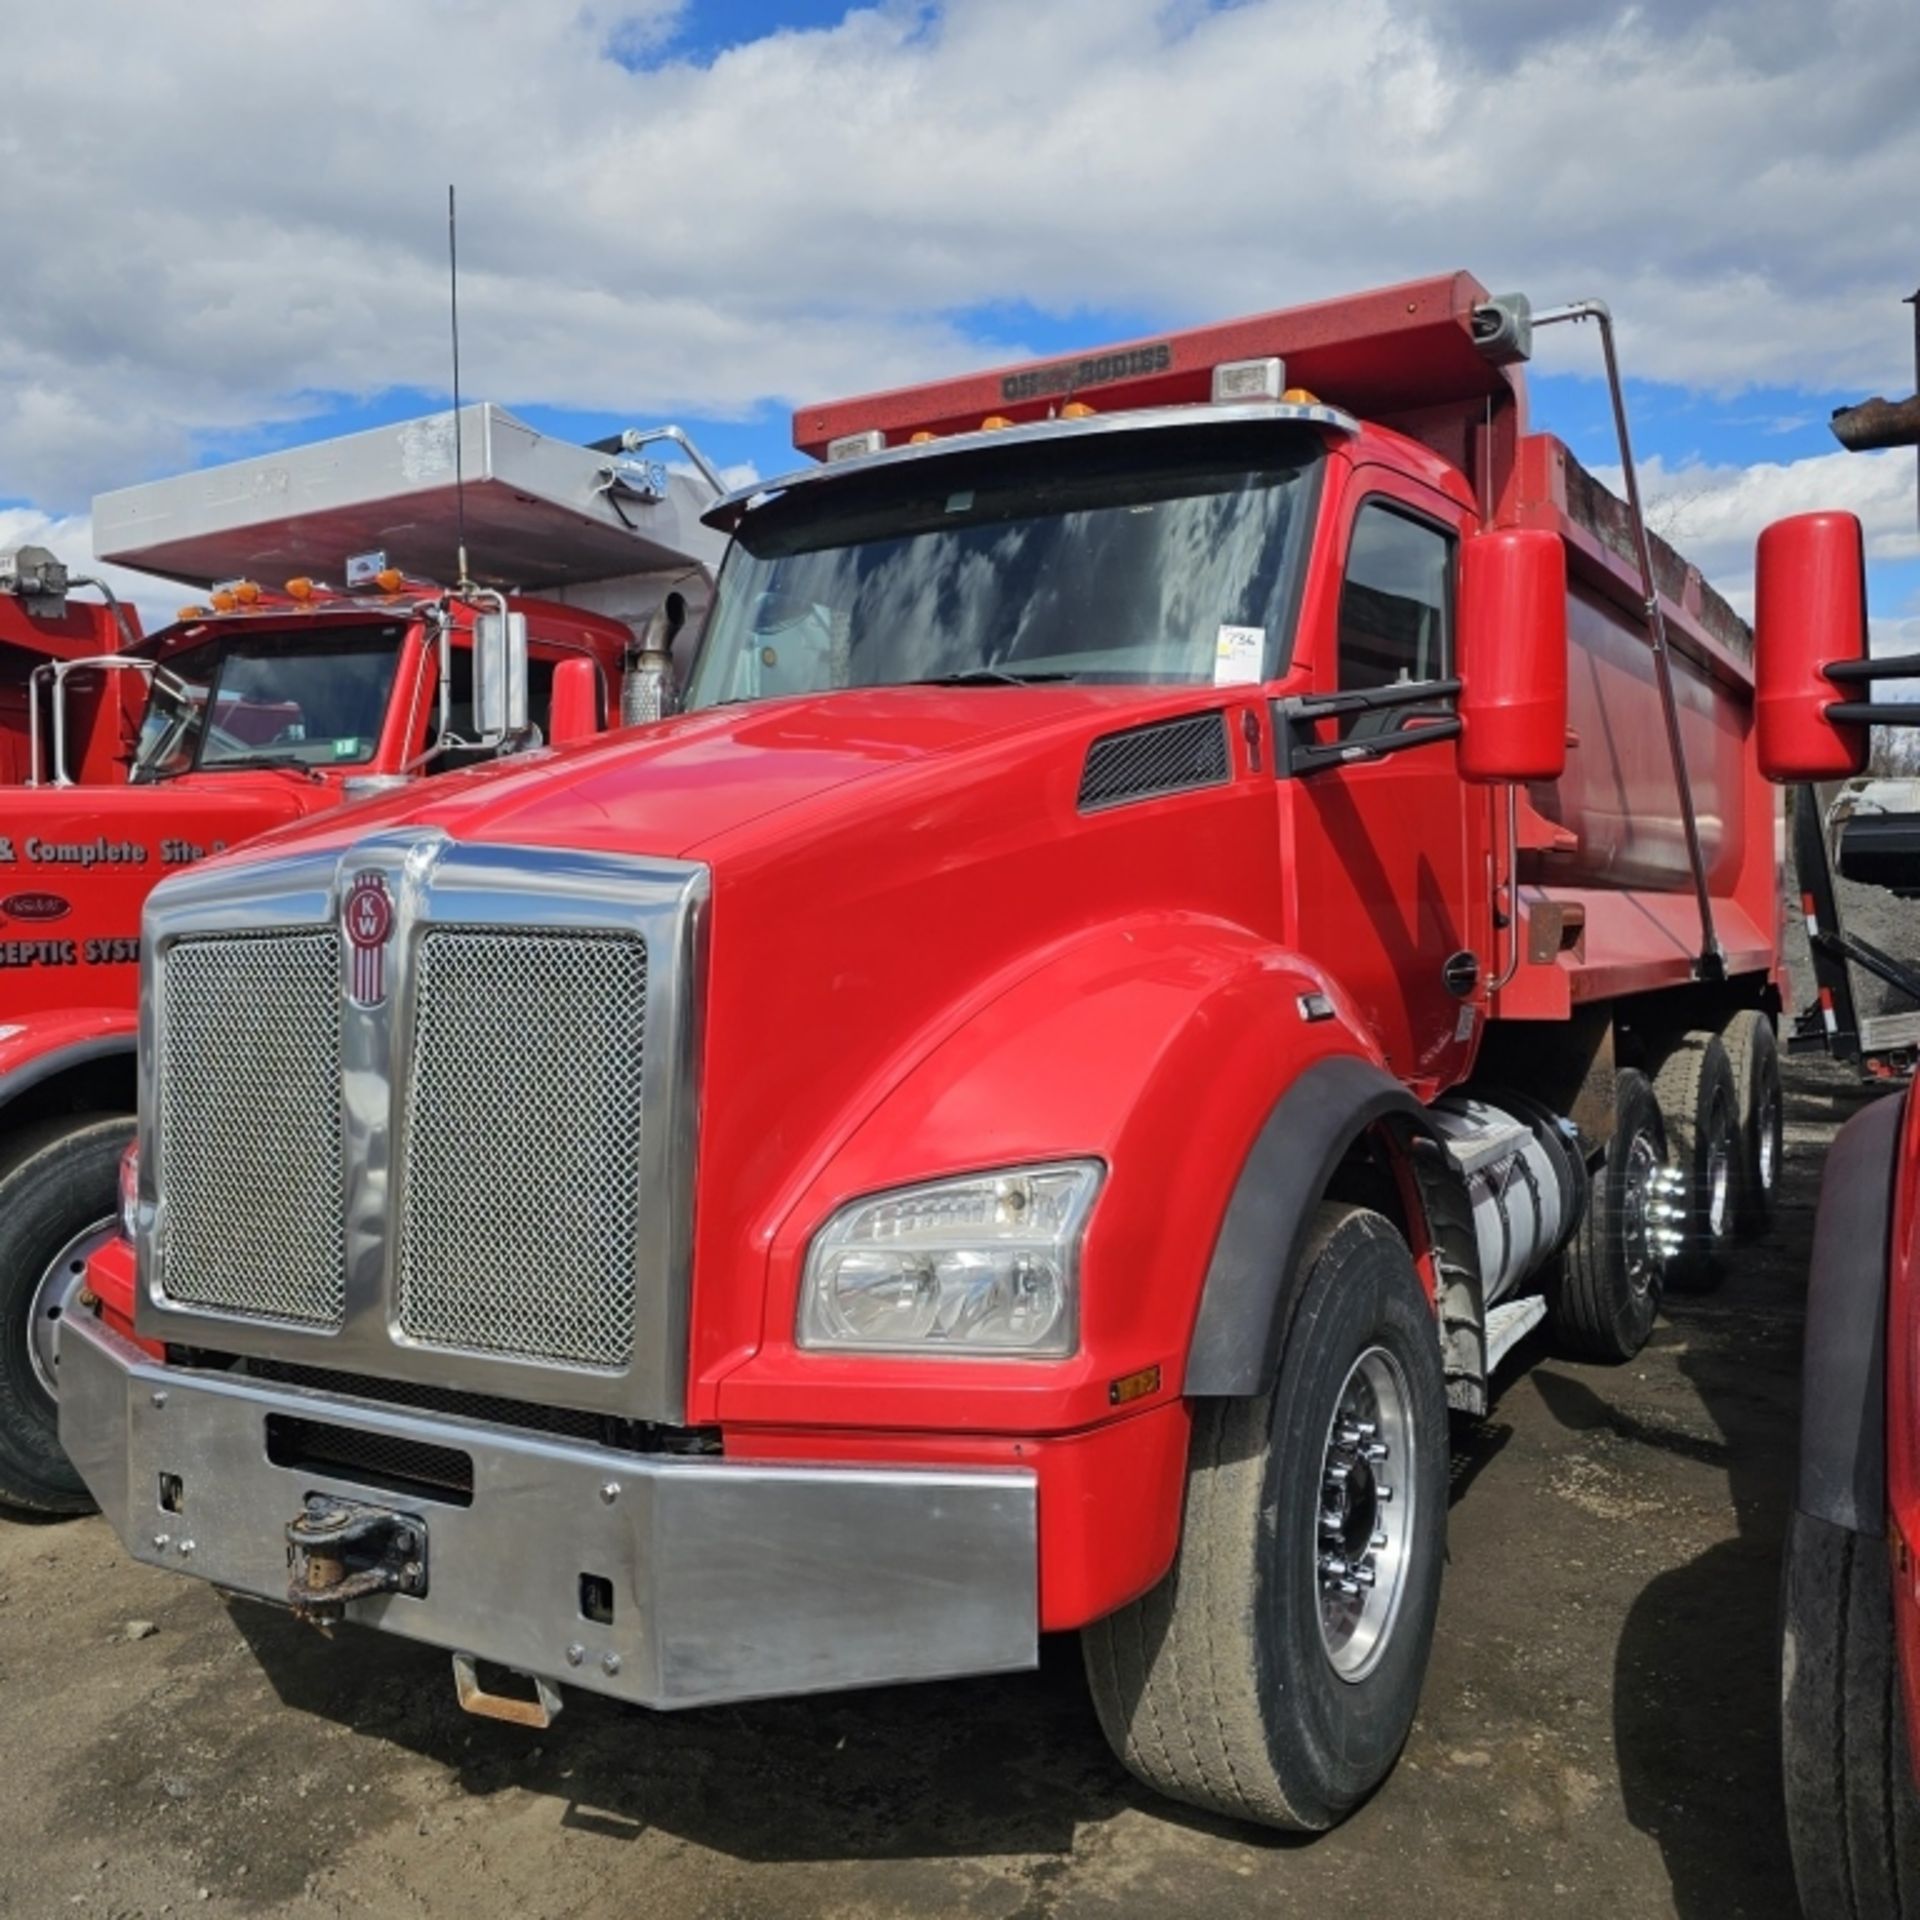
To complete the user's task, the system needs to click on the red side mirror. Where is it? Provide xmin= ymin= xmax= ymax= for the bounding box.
xmin=1457 ymin=528 xmax=1568 ymax=785
xmin=1754 ymin=511 xmax=1868 ymax=782
xmin=548 ymin=656 xmax=602 ymax=747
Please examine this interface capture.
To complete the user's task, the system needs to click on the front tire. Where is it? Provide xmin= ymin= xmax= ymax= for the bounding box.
xmin=1083 ymin=1205 xmax=1448 ymax=1830
xmin=1781 ymin=1509 xmax=1920 ymax=1915
xmin=0 ymin=1116 xmax=129 ymax=1515
xmin=1546 ymin=1067 xmax=1670 ymax=1362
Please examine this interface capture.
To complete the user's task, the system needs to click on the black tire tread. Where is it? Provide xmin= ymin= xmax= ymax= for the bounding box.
xmin=0 ymin=1112 xmax=129 ymax=1516
xmin=1782 ymin=1509 xmax=1920 ymax=1917
xmin=1549 ymin=1068 xmax=1665 ymax=1362
xmin=1085 ymin=1206 xmax=1442 ymax=1831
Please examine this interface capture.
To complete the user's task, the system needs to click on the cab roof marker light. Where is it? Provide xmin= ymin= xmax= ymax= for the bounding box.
xmin=1060 ymin=401 xmax=1097 ymax=420
xmin=826 ymin=429 xmax=886 ymax=463
xmin=1212 ymin=357 xmax=1287 ymax=404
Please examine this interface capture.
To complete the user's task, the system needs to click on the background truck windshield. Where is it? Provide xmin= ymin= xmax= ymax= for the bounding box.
xmin=686 ymin=423 xmax=1322 ymax=705
xmin=131 ymin=625 xmax=405 ymax=781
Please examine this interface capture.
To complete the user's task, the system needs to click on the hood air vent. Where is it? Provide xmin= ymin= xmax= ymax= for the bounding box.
xmin=1077 ymin=710 xmax=1232 ymax=812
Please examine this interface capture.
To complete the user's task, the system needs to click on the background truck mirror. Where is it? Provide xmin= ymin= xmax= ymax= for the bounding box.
xmin=1754 ymin=511 xmax=1870 ymax=782
xmin=472 ymin=608 xmax=530 ymax=741
xmin=548 ymin=656 xmax=601 ymax=746
xmin=1457 ymin=528 xmax=1568 ymax=785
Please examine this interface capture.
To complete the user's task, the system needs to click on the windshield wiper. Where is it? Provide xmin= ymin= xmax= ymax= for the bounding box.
xmin=906 ymin=668 xmax=1078 ymax=687
xmin=199 ymin=753 xmax=324 ymax=779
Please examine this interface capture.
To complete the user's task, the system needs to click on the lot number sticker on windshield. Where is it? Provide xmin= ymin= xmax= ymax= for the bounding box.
xmin=1214 ymin=625 xmax=1266 ymax=687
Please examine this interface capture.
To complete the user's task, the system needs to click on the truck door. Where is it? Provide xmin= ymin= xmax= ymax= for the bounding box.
xmin=1287 ymin=472 xmax=1491 ymax=1094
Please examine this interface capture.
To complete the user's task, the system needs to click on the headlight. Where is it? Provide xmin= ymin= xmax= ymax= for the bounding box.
xmin=798 ymin=1161 xmax=1103 ymax=1357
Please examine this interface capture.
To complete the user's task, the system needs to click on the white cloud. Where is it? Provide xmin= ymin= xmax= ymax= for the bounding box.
xmin=1591 ymin=447 xmax=1919 ymax=619
xmin=0 ymin=0 xmax=1916 ymax=520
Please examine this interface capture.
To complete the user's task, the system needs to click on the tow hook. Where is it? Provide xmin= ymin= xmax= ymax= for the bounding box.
xmin=285 ymin=1494 xmax=428 ymax=1620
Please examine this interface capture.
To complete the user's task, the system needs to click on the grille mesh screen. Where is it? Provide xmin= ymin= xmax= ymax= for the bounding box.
xmin=397 ymin=929 xmax=647 ymax=1369
xmin=1077 ymin=711 xmax=1231 ymax=811
xmin=159 ymin=932 xmax=346 ymax=1326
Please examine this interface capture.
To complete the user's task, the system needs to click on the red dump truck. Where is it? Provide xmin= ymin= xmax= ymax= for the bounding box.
xmin=0 ymin=407 xmax=724 ymax=1513
xmin=65 ymin=272 xmax=1783 ymax=1830
xmin=1756 ymin=512 xmax=1920 ymax=1917
xmin=0 ymin=547 xmax=142 ymax=781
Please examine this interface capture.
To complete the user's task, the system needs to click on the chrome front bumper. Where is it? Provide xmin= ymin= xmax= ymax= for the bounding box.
xmin=62 ymin=1313 xmax=1039 ymax=1709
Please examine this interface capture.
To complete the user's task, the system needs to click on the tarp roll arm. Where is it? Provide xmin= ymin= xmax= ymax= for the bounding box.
xmin=1529 ymin=298 xmax=1724 ymax=983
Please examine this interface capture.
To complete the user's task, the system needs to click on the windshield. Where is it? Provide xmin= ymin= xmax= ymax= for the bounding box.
xmin=685 ymin=423 xmax=1322 ymax=708
xmin=131 ymin=625 xmax=406 ymax=782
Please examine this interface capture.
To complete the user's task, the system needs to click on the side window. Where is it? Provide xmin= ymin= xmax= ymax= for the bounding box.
xmin=1338 ymin=502 xmax=1454 ymax=697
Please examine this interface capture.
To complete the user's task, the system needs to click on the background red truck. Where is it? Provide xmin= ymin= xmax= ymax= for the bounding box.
xmin=0 ymin=405 xmax=723 ymax=1513
xmin=67 ymin=271 xmax=1784 ymax=1830
xmin=1755 ymin=510 xmax=1920 ymax=1917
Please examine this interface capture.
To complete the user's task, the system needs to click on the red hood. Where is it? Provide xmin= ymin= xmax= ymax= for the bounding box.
xmin=213 ymin=684 xmax=1210 ymax=870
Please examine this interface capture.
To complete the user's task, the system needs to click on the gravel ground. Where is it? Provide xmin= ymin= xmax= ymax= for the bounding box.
xmin=0 ymin=903 xmax=1892 ymax=1918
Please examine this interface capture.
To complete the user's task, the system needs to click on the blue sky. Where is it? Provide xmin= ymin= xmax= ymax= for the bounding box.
xmin=1 ymin=0 xmax=1916 ymax=636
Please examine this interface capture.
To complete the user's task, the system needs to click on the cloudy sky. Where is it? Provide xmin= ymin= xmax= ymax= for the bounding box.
xmin=2 ymin=0 xmax=1916 ymax=640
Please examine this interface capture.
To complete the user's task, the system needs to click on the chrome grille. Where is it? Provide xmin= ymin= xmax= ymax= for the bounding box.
xmin=397 ymin=928 xmax=647 ymax=1370
xmin=158 ymin=932 xmax=346 ymax=1326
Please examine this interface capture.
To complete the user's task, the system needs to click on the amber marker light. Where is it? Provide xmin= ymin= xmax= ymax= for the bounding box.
xmin=284 ymin=577 xmax=315 ymax=601
xmin=1108 ymin=1364 xmax=1162 ymax=1407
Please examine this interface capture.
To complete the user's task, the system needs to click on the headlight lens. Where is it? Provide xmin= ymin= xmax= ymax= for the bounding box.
xmin=798 ymin=1161 xmax=1103 ymax=1357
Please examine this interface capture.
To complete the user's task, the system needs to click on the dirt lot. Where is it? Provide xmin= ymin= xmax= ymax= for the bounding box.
xmin=0 ymin=1046 xmax=1883 ymax=1920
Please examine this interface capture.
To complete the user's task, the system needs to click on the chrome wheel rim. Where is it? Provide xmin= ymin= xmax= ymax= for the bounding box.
xmin=1705 ymin=1103 xmax=1734 ymax=1240
xmin=1756 ymin=1080 xmax=1781 ymax=1192
xmin=1625 ymin=1131 xmax=1683 ymax=1292
xmin=27 ymin=1216 xmax=114 ymax=1401
xmin=1316 ymin=1345 xmax=1416 ymax=1684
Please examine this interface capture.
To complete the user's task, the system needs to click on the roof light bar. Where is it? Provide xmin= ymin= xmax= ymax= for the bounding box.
xmin=1212 ymin=357 xmax=1287 ymax=404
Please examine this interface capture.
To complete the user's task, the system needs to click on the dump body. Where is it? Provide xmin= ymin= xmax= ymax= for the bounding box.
xmin=62 ymin=275 xmax=1782 ymax=1809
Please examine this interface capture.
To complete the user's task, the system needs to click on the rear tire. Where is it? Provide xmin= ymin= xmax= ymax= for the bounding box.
xmin=1083 ymin=1206 xmax=1448 ymax=1829
xmin=0 ymin=1116 xmax=129 ymax=1516
xmin=1650 ymin=1032 xmax=1739 ymax=1289
xmin=1781 ymin=1509 xmax=1920 ymax=1916
xmin=1546 ymin=1068 xmax=1668 ymax=1362
xmin=1721 ymin=1009 xmax=1783 ymax=1238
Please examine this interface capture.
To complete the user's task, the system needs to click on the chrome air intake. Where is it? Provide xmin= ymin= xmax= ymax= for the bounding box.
xmin=139 ymin=832 xmax=706 ymax=1423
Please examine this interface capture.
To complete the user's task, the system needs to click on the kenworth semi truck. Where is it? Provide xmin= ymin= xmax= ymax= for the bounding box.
xmin=64 ymin=274 xmax=1783 ymax=1830
xmin=0 ymin=406 xmax=724 ymax=1512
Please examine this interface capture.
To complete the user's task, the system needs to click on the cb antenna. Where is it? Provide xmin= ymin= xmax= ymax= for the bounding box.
xmin=448 ymin=183 xmax=471 ymax=590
